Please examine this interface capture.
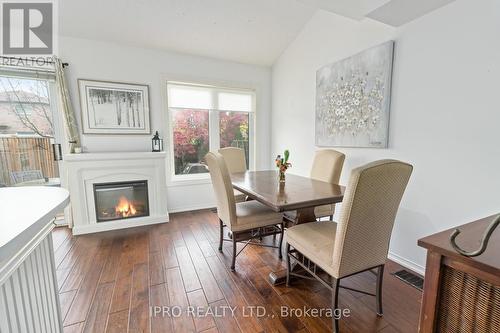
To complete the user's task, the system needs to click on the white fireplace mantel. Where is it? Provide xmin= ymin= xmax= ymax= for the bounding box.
xmin=64 ymin=151 xmax=166 ymax=162
xmin=64 ymin=151 xmax=169 ymax=235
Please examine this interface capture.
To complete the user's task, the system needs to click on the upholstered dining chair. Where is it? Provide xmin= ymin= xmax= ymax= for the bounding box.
xmin=218 ymin=147 xmax=248 ymax=203
xmin=286 ymin=149 xmax=345 ymax=222
xmin=285 ymin=159 xmax=413 ymax=332
xmin=206 ymin=152 xmax=284 ymax=270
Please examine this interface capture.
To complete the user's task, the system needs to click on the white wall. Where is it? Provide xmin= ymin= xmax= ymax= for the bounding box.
xmin=60 ymin=36 xmax=272 ymax=212
xmin=271 ymin=0 xmax=500 ymax=273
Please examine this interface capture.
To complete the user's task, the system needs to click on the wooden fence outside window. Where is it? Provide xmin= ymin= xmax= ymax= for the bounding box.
xmin=0 ymin=136 xmax=58 ymax=186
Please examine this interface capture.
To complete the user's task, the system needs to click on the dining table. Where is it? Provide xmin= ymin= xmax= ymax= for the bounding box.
xmin=231 ymin=170 xmax=345 ymax=285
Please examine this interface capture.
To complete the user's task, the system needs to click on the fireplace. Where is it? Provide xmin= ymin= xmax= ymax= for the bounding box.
xmin=65 ymin=152 xmax=168 ymax=235
xmin=93 ymin=180 xmax=149 ymax=222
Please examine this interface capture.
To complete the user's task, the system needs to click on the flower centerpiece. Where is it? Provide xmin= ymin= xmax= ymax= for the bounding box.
xmin=275 ymin=150 xmax=291 ymax=183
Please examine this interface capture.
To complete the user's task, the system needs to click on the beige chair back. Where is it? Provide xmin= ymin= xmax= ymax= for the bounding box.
xmin=310 ymin=149 xmax=345 ymax=184
xmin=218 ymin=147 xmax=247 ymax=174
xmin=332 ymin=160 xmax=413 ymax=278
xmin=205 ymin=152 xmax=237 ymax=228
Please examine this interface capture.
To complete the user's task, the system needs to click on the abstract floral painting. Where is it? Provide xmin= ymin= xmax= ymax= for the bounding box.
xmin=316 ymin=41 xmax=394 ymax=148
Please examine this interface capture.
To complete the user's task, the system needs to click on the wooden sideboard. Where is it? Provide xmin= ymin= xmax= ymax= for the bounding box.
xmin=418 ymin=214 xmax=500 ymax=332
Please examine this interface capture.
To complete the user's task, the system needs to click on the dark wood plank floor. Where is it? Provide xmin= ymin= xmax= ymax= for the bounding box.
xmin=52 ymin=210 xmax=422 ymax=333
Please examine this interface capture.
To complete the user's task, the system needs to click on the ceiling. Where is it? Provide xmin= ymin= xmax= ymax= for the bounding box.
xmin=60 ymin=0 xmax=456 ymax=66
xmin=296 ymin=0 xmax=392 ymax=20
xmin=59 ymin=0 xmax=316 ymax=66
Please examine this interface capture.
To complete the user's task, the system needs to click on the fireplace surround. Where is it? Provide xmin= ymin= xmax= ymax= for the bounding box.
xmin=64 ymin=152 xmax=169 ymax=235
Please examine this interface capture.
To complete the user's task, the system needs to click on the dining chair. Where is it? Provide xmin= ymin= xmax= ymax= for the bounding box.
xmin=218 ymin=147 xmax=248 ymax=203
xmin=206 ymin=152 xmax=284 ymax=270
xmin=285 ymin=159 xmax=413 ymax=332
xmin=286 ymin=149 xmax=345 ymax=222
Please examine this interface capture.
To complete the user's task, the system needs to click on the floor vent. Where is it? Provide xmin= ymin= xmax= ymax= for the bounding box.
xmin=392 ymin=270 xmax=424 ymax=291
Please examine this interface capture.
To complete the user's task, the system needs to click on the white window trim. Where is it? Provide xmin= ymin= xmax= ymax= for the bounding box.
xmin=162 ymin=76 xmax=256 ymax=186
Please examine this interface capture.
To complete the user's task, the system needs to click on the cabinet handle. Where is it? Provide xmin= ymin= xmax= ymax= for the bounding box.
xmin=450 ymin=215 xmax=500 ymax=257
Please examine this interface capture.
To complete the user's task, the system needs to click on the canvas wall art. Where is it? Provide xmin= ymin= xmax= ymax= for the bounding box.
xmin=315 ymin=41 xmax=394 ymax=148
xmin=78 ymin=79 xmax=150 ymax=134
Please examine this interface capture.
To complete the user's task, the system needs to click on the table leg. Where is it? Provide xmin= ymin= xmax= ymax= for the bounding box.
xmin=269 ymin=206 xmax=316 ymax=285
xmin=294 ymin=207 xmax=316 ymax=225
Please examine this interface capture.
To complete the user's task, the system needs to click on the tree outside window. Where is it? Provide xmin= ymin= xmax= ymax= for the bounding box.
xmin=0 ymin=77 xmax=58 ymax=187
xmin=219 ymin=112 xmax=249 ymax=168
xmin=0 ymin=77 xmax=54 ymax=137
xmin=171 ymin=109 xmax=210 ymax=175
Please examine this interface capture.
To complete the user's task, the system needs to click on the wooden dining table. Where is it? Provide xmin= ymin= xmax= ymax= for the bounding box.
xmin=231 ymin=170 xmax=345 ymax=284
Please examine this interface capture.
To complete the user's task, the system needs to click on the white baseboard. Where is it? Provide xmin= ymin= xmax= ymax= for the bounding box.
xmin=388 ymin=251 xmax=425 ymax=276
xmin=72 ymin=215 xmax=169 ymax=235
xmin=168 ymin=203 xmax=215 ymax=214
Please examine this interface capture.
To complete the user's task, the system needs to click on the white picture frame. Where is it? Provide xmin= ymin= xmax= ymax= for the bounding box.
xmin=78 ymin=79 xmax=151 ymax=134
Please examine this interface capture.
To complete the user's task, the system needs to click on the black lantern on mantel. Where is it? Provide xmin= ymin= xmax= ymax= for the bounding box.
xmin=152 ymin=131 xmax=163 ymax=152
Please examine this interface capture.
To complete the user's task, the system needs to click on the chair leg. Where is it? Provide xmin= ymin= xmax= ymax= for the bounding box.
xmin=376 ymin=265 xmax=385 ymax=316
xmin=218 ymin=219 xmax=223 ymax=252
xmin=332 ymin=278 xmax=340 ymax=333
xmin=329 ymin=215 xmax=334 ymax=221
xmin=278 ymin=223 xmax=284 ymax=259
xmin=231 ymin=237 xmax=237 ymax=271
xmin=285 ymin=243 xmax=291 ymax=286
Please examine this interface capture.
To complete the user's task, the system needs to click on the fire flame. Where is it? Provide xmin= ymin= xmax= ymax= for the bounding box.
xmin=115 ymin=196 xmax=137 ymax=217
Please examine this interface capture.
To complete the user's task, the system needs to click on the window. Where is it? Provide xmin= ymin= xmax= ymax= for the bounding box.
xmin=167 ymin=82 xmax=254 ymax=177
xmin=1 ymin=77 xmax=52 ymax=136
xmin=14 ymin=104 xmax=33 ymax=116
xmin=0 ymin=76 xmax=60 ymax=187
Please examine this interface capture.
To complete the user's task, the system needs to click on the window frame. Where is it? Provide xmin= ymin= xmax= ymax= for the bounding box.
xmin=14 ymin=104 xmax=33 ymax=116
xmin=165 ymin=79 xmax=256 ymax=184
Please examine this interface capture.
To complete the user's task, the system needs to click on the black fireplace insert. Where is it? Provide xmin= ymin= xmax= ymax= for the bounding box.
xmin=93 ymin=180 xmax=149 ymax=222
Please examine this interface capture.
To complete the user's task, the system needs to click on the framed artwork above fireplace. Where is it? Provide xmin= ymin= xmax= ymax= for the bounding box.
xmin=78 ymin=79 xmax=151 ymax=134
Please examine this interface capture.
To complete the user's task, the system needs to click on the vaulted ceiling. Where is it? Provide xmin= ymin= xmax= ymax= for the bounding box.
xmin=60 ymin=0 xmax=455 ymax=66
xmin=60 ymin=0 xmax=316 ymax=66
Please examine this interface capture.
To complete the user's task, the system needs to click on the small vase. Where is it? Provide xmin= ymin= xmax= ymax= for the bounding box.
xmin=278 ymin=170 xmax=286 ymax=183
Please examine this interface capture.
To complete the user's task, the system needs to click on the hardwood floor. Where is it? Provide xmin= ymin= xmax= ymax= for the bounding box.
xmin=52 ymin=210 xmax=422 ymax=333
